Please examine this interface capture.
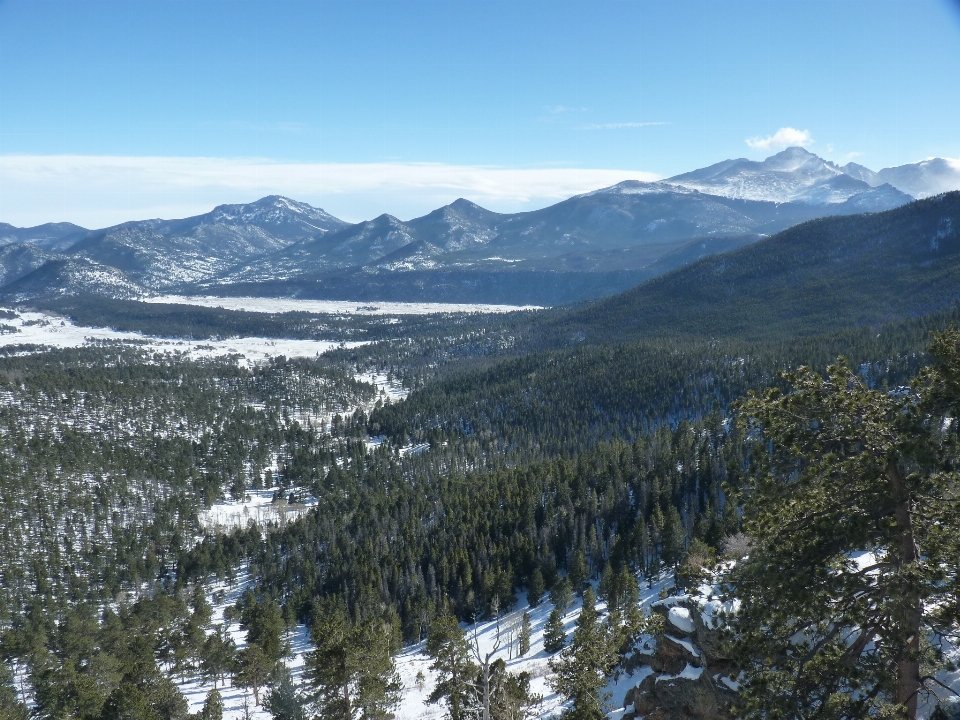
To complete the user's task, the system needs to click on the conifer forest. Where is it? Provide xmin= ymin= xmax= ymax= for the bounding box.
xmin=1 ymin=229 xmax=959 ymax=720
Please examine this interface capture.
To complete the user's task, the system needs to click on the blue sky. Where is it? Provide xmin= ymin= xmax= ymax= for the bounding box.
xmin=2 ymin=0 xmax=959 ymax=226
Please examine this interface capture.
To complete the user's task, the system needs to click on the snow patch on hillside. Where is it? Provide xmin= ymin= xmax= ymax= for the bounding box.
xmin=200 ymin=487 xmax=318 ymax=532
xmin=177 ymin=572 xmax=312 ymax=720
xmin=145 ymin=295 xmax=544 ymax=315
xmin=0 ymin=308 xmax=360 ymax=364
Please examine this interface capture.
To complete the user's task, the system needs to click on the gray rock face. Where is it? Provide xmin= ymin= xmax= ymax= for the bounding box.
xmin=626 ymin=594 xmax=738 ymax=720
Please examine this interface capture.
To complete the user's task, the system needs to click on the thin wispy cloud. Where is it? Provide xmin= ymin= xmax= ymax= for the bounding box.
xmin=546 ymin=105 xmax=589 ymax=114
xmin=746 ymin=127 xmax=813 ymax=150
xmin=581 ymin=122 xmax=668 ymax=130
xmin=0 ymin=155 xmax=660 ymax=227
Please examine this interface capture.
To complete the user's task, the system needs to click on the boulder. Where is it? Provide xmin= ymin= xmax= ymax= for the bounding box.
xmin=632 ymin=664 xmax=737 ymax=720
xmin=626 ymin=593 xmax=738 ymax=720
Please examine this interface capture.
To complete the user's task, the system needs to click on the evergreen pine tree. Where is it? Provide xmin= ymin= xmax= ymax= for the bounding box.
xmin=426 ymin=614 xmax=477 ymax=720
xmin=597 ymin=565 xmax=616 ymax=609
xmin=568 ymin=551 xmax=589 ymax=596
xmin=518 ymin=613 xmax=531 ymax=657
xmin=661 ymin=506 xmax=686 ymax=568
xmin=549 ymin=577 xmax=572 ymax=614
xmin=542 ymin=608 xmax=566 ymax=654
xmin=200 ymin=688 xmax=223 ymax=720
xmin=353 ymin=619 xmax=403 ymax=720
xmin=234 ymin=645 xmax=273 ymax=707
xmin=242 ymin=599 xmax=287 ymax=663
xmin=729 ymin=347 xmax=960 ymax=720
xmin=305 ymin=602 xmax=401 ymax=720
xmin=548 ymin=588 xmax=616 ymax=720
xmin=484 ymin=659 xmax=542 ymax=720
xmin=527 ymin=569 xmax=545 ymax=608
xmin=266 ymin=666 xmax=307 ymax=720
xmin=201 ymin=625 xmax=236 ymax=688
xmin=617 ymin=566 xmax=639 ymax=611
xmin=0 ymin=661 xmax=27 ymax=720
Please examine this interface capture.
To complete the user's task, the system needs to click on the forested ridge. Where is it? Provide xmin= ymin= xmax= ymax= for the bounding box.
xmin=547 ymin=191 xmax=960 ymax=344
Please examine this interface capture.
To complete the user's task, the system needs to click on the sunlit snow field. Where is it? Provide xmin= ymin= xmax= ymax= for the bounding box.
xmin=0 ymin=294 xmax=539 ymax=364
xmin=0 ymin=309 xmax=360 ymax=363
xmin=145 ymin=294 xmax=543 ymax=315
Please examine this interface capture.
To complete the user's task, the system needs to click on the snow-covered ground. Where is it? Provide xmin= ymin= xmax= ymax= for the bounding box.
xmin=393 ymin=573 xmax=676 ymax=720
xmin=355 ymin=371 xmax=408 ymax=403
xmin=200 ymin=487 xmax=318 ymax=532
xmin=145 ymin=295 xmax=543 ymax=315
xmin=176 ymin=572 xmax=676 ymax=720
xmin=0 ymin=309 xmax=360 ymax=363
xmin=179 ymin=572 xmax=313 ymax=719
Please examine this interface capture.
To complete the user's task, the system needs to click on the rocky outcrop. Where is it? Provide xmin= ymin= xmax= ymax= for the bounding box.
xmin=625 ymin=591 xmax=740 ymax=720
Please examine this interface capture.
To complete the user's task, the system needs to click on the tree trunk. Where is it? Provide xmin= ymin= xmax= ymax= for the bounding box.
xmin=887 ymin=463 xmax=921 ymax=719
xmin=450 ymin=662 xmax=461 ymax=720
xmin=481 ymin=655 xmax=491 ymax=720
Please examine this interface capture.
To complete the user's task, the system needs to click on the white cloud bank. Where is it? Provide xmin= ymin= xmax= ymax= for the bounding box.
xmin=0 ymin=155 xmax=659 ymax=228
xmin=745 ymin=127 xmax=813 ymax=150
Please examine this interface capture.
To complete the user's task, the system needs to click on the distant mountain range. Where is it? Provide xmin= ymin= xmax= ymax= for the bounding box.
xmin=1 ymin=148 xmax=957 ymax=305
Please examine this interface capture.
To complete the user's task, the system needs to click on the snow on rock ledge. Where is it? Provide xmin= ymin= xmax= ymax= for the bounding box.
xmin=668 ymin=606 xmax=696 ymax=634
xmin=626 ymin=588 xmax=739 ymax=720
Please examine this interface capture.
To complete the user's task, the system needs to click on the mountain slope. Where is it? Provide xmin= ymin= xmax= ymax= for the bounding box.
xmin=0 ymin=244 xmax=63 ymax=286
xmin=0 ymin=258 xmax=148 ymax=301
xmin=66 ymin=196 xmax=347 ymax=290
xmin=203 ymin=178 xmax=912 ymax=304
xmin=553 ymin=192 xmax=960 ymax=342
xmin=0 ymin=222 xmax=90 ymax=251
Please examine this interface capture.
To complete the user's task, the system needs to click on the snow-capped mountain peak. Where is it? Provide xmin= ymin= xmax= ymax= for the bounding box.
xmin=667 ymin=148 xmax=960 ymax=206
xmin=584 ymin=180 xmax=700 ymax=197
xmin=761 ymin=146 xmax=840 ymax=173
xmin=868 ymin=157 xmax=960 ymax=199
xmin=207 ymin=195 xmax=344 ymax=231
xmin=668 ymin=147 xmax=858 ymax=204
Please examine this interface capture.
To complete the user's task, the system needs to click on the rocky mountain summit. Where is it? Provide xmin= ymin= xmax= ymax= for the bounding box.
xmin=668 ymin=147 xmax=914 ymax=205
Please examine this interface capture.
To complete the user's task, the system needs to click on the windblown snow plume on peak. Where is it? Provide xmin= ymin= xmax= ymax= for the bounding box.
xmin=668 ymin=147 xmax=864 ymax=204
xmin=869 ymin=158 xmax=960 ymax=199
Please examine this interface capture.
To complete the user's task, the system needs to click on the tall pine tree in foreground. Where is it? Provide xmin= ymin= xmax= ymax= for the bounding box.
xmin=426 ymin=614 xmax=477 ymax=720
xmin=305 ymin=600 xmax=401 ymax=720
xmin=548 ymin=587 xmax=617 ymax=720
xmin=730 ymin=336 xmax=960 ymax=720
